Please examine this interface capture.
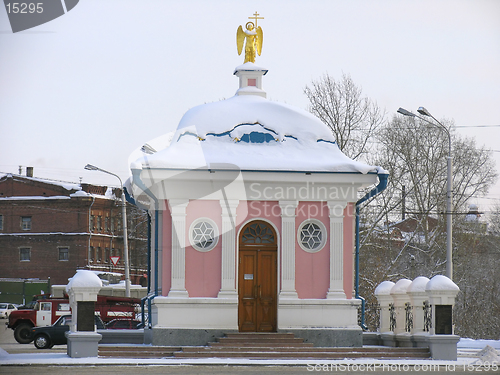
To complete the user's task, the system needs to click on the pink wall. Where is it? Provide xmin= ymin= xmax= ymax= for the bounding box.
xmin=185 ymin=200 xmax=222 ymax=297
xmin=161 ymin=204 xmax=172 ymax=296
xmin=295 ymin=201 xmax=330 ymax=299
xmin=161 ymin=199 xmax=356 ymax=300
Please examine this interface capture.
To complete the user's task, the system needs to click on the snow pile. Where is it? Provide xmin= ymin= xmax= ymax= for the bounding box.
xmin=66 ymin=270 xmax=103 ymax=292
xmin=131 ymin=94 xmax=381 ymax=174
xmin=407 ymin=276 xmax=430 ymax=293
xmin=374 ymin=281 xmax=395 ymax=296
xmin=426 ymin=275 xmax=459 ymax=292
xmin=390 ymin=279 xmax=412 ymax=295
xmin=70 ymin=190 xmax=89 ymax=197
xmin=472 ymin=345 xmax=500 ymax=365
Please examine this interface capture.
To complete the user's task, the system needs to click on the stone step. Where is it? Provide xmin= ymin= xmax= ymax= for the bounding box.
xmin=215 ymin=339 xmax=310 ymax=345
xmin=225 ymin=333 xmax=296 ymax=339
xmin=173 ymin=349 xmax=431 ymax=359
xmin=214 ymin=333 xmax=312 ymax=347
xmin=181 ymin=345 xmax=430 ymax=353
xmin=98 ymin=345 xmax=431 ymax=360
xmin=97 ymin=331 xmax=431 ymax=360
xmin=98 ymin=346 xmax=181 ymax=358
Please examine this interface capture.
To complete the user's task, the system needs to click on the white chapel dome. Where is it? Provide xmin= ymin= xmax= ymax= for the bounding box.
xmin=131 ymin=64 xmax=380 ymax=174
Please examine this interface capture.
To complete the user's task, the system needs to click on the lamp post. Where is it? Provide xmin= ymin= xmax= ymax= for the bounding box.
xmin=84 ymin=164 xmax=131 ymax=296
xmin=397 ymin=107 xmax=453 ymax=280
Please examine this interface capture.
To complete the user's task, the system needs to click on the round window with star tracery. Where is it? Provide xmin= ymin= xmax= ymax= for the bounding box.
xmin=189 ymin=218 xmax=219 ymax=252
xmin=297 ymin=219 xmax=327 ymax=253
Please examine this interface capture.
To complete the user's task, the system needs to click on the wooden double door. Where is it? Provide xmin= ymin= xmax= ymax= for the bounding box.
xmin=238 ymin=221 xmax=277 ymax=332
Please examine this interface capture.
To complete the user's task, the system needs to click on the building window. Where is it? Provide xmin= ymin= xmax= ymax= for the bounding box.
xmin=21 ymin=216 xmax=32 ymax=231
xmin=58 ymin=247 xmax=69 ymax=261
xmin=105 ymin=217 xmax=109 ymax=232
xmin=20 ymin=247 xmax=31 ymax=261
xmin=89 ymin=246 xmax=94 ymax=263
xmin=241 ymin=221 xmax=275 ymax=244
xmin=97 ymin=216 xmax=102 ymax=232
xmin=90 ymin=215 xmax=95 ymax=231
xmin=105 ymin=248 xmax=110 ymax=263
xmin=298 ymin=219 xmax=327 ymax=253
xmin=189 ymin=218 xmax=219 ymax=252
xmin=96 ymin=246 xmax=102 ymax=263
xmin=0 ymin=214 xmax=3 ymax=231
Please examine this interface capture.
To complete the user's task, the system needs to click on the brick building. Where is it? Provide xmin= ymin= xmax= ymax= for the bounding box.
xmin=0 ymin=173 xmax=148 ymax=286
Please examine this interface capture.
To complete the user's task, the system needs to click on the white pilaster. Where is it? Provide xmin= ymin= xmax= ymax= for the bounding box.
xmin=168 ymin=199 xmax=189 ymax=297
xmin=218 ymin=199 xmax=239 ymax=299
xmin=326 ymin=201 xmax=347 ymax=299
xmin=279 ymin=200 xmax=298 ymax=299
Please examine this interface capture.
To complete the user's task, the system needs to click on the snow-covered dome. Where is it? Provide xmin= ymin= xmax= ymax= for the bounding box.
xmin=374 ymin=281 xmax=395 ymax=296
xmin=130 ymin=64 xmax=381 ymax=175
xmin=390 ymin=278 xmax=412 ymax=295
xmin=407 ymin=276 xmax=430 ymax=294
xmin=425 ymin=275 xmax=459 ymax=292
xmin=66 ymin=270 xmax=103 ymax=291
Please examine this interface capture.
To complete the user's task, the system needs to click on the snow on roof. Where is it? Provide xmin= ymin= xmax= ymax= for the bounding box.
xmin=131 ymin=94 xmax=382 ymax=174
xmin=374 ymin=280 xmax=395 ymax=296
xmin=0 ymin=173 xmax=81 ymax=191
xmin=70 ymin=190 xmax=89 ymax=197
xmin=426 ymin=275 xmax=459 ymax=292
xmin=0 ymin=196 xmax=71 ymax=201
xmin=390 ymin=278 xmax=412 ymax=295
xmin=66 ymin=270 xmax=103 ymax=291
xmin=234 ymin=62 xmax=268 ymax=73
xmin=407 ymin=276 xmax=430 ymax=293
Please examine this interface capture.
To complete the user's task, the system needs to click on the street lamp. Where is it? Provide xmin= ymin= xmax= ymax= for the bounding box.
xmin=397 ymin=107 xmax=453 ymax=280
xmin=84 ymin=164 xmax=131 ymax=296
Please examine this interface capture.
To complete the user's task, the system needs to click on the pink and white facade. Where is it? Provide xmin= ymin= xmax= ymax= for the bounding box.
xmin=128 ymin=63 xmax=386 ymax=346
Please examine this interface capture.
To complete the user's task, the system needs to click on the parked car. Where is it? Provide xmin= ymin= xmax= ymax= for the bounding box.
xmin=105 ymin=318 xmax=141 ymax=329
xmin=0 ymin=303 xmax=17 ymax=319
xmin=32 ymin=314 xmax=105 ymax=349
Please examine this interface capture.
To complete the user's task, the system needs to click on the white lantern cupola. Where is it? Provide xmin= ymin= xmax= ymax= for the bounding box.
xmin=234 ymin=62 xmax=268 ymax=98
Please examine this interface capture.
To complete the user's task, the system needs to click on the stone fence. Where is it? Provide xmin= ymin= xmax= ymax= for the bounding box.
xmin=373 ymin=275 xmax=460 ymax=360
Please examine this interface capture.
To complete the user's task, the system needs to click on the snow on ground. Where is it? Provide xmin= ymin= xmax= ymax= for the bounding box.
xmin=458 ymin=338 xmax=500 ymax=350
xmin=1 ymin=339 xmax=498 ymax=366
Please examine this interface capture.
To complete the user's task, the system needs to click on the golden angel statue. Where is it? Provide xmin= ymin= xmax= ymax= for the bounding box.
xmin=237 ymin=21 xmax=263 ymax=63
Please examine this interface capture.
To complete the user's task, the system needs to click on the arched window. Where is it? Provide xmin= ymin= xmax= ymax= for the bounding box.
xmin=241 ymin=221 xmax=276 ymax=244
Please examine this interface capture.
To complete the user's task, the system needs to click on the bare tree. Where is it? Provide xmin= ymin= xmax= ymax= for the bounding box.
xmin=359 ymin=114 xmax=497 ymax=334
xmin=303 ymin=73 xmax=499 ymax=336
xmin=371 ymin=115 xmax=496 ymax=225
xmin=304 ymin=73 xmax=384 ymax=159
xmin=487 ymin=201 xmax=500 ymax=235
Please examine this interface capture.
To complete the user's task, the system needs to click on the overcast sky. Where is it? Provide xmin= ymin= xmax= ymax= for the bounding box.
xmin=1 ymin=0 xmax=499 ymax=213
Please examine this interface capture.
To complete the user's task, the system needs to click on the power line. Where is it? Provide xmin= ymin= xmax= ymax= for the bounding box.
xmin=455 ymin=125 xmax=500 ymax=128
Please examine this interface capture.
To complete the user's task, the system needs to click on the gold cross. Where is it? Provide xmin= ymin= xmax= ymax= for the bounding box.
xmin=248 ymin=11 xmax=264 ymax=28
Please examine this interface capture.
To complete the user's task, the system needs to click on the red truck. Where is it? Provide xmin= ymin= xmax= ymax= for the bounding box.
xmin=8 ymin=295 xmax=140 ymax=344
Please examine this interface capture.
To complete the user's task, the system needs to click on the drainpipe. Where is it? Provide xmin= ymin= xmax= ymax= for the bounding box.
xmin=131 ymin=168 xmax=159 ymax=329
xmin=355 ymin=172 xmax=389 ymax=330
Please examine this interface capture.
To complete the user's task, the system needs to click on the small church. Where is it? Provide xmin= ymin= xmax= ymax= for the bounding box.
xmin=127 ymin=14 xmax=387 ymax=347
